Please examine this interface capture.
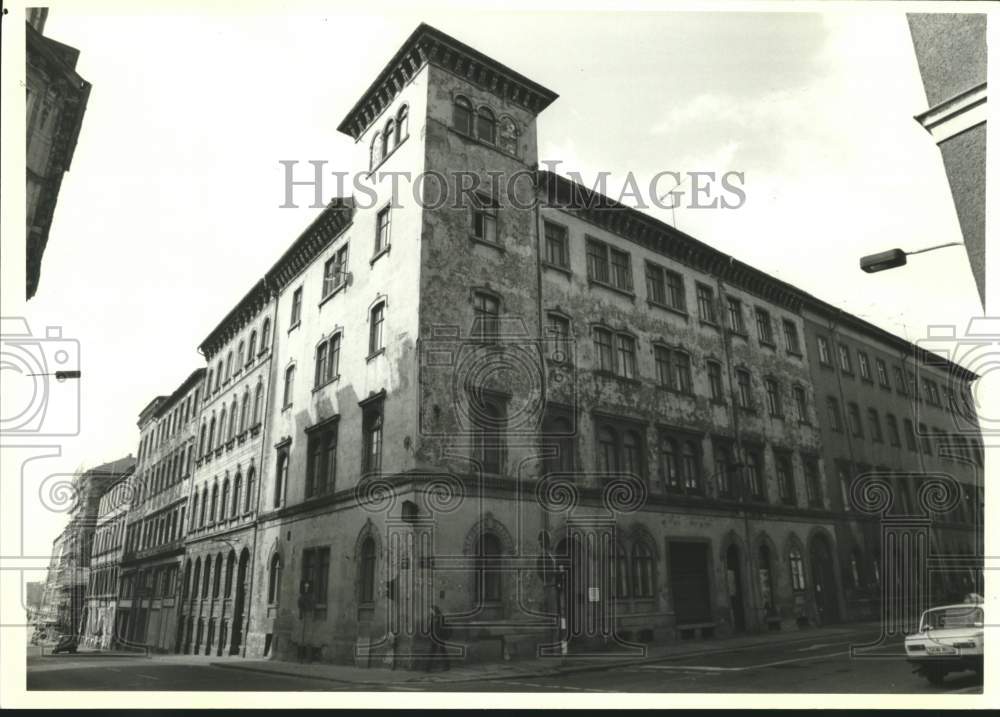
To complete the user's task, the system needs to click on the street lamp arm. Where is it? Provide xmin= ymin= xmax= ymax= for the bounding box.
xmin=904 ymin=241 xmax=963 ymax=257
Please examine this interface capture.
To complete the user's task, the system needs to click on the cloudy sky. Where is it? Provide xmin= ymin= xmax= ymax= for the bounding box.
xmin=9 ymin=6 xmax=986 ymax=558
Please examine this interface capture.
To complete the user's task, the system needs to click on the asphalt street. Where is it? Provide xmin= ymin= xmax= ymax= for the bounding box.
xmin=26 ymin=631 xmax=982 ymax=694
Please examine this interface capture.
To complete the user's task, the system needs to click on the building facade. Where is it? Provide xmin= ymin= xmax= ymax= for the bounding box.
xmin=180 ymin=280 xmax=276 ymax=658
xmin=81 ymin=473 xmax=134 ymax=650
xmin=119 ymin=372 xmax=202 ymax=652
xmin=25 ymin=7 xmax=91 ymax=300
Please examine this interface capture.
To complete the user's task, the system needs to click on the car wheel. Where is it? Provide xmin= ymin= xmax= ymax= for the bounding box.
xmin=925 ymin=669 xmax=946 ymax=686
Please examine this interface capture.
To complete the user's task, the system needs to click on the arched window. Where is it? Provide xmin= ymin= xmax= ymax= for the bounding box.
xmin=453 ymin=96 xmax=473 ymax=135
xmin=282 ymin=364 xmax=296 ymax=407
xmin=232 ymin=472 xmax=242 ymax=517
xmin=370 ymin=131 xmax=383 ymax=170
xmin=213 ymin=553 xmax=222 ymax=597
xmin=244 ymin=466 xmax=255 ymax=513
xmin=359 ymin=537 xmax=377 ymax=604
xmin=210 ymin=482 xmax=219 ymax=523
xmin=202 ymin=556 xmax=211 ymax=598
xmin=225 ymin=351 xmax=233 ymax=381
xmin=369 ymin=301 xmax=385 ymax=355
xmin=198 ymin=422 xmax=207 ymax=457
xmin=267 ymin=554 xmax=282 ymax=604
xmin=217 ymin=407 xmax=226 ymax=448
xmin=225 ymin=551 xmax=235 ymax=597
xmin=758 ymin=545 xmax=774 ymax=611
xmin=253 ymin=381 xmax=264 ymax=425
xmin=477 ymin=106 xmax=496 ymax=144
xmin=789 ymin=547 xmax=806 ymax=592
xmin=229 ymin=397 xmax=238 ymax=439
xmin=395 ymin=104 xmax=408 ymax=145
xmin=475 ymin=533 xmax=502 ymax=604
xmin=240 ymin=390 xmax=250 ymax=433
xmin=382 ymin=119 xmax=396 ymax=157
xmin=199 ymin=486 xmax=207 ymax=526
xmin=236 ymin=340 xmax=244 ymax=368
xmin=215 ymin=360 xmax=223 ymax=391
xmin=192 ymin=558 xmax=202 ymax=599
xmin=246 ymin=331 xmax=257 ymax=364
xmin=260 ymin=317 xmax=271 ymax=354
xmin=221 ymin=478 xmax=230 ymax=522
xmin=207 ymin=415 xmax=216 ymax=453
xmin=631 ymin=542 xmax=654 ymax=598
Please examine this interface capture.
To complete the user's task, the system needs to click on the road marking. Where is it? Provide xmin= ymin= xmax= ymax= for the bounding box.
xmin=742 ymin=650 xmax=848 ymax=670
xmin=635 ymin=650 xmax=849 ymax=674
xmin=135 ymin=673 xmax=161 ymax=680
xmin=796 ymin=642 xmax=838 ymax=652
xmin=638 ymin=665 xmax=740 ymax=672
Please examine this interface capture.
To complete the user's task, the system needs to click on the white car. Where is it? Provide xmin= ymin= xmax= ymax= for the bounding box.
xmin=905 ymin=599 xmax=984 ymax=685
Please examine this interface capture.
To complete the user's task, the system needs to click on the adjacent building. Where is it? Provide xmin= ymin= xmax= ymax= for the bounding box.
xmin=119 ymin=372 xmax=202 ymax=652
xmin=25 ymin=7 xmax=91 ymax=300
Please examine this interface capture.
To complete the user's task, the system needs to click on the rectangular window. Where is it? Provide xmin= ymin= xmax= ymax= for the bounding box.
xmin=473 ymin=292 xmax=500 ymax=342
xmin=803 ymin=456 xmax=823 ymax=507
xmin=645 ymin=263 xmax=666 ymax=306
xmin=827 ymin=396 xmax=843 ymax=432
xmin=755 ymin=308 xmax=774 ymax=345
xmin=362 ymin=399 xmax=384 ymax=476
xmin=665 ymin=269 xmax=686 ymax=311
xmin=323 ymin=245 xmax=349 ymax=297
xmin=867 ymin=408 xmax=883 ymax=443
xmin=594 ymin=328 xmax=615 ymax=373
xmin=764 ymin=378 xmax=782 ymax=417
xmin=775 ymin=451 xmax=795 ymax=505
xmin=817 ymin=336 xmax=831 ymax=365
xmin=744 ymin=446 xmax=764 ymax=500
xmin=546 ymin=313 xmax=570 ymax=359
xmin=282 ymin=365 xmax=295 ymax=408
xmin=838 ymin=344 xmax=852 ymax=374
xmin=847 ymin=403 xmax=863 ymax=437
xmin=793 ymin=386 xmax=808 ymax=424
xmin=707 ymin=360 xmax=724 ymax=402
xmin=290 ymin=287 xmax=303 ymax=327
xmin=858 ymin=351 xmax=872 ymax=381
xmin=696 ymin=283 xmax=716 ymax=323
xmin=726 ymin=297 xmax=745 ymax=334
xmin=886 ymin=413 xmax=901 ymax=446
xmin=714 ymin=441 xmax=736 ymax=497
xmin=782 ymin=319 xmax=801 ymax=354
xmin=673 ymin=351 xmax=692 ymax=394
xmin=736 ymin=369 xmax=753 ymax=409
xmin=544 ymin=221 xmax=569 ymax=269
xmin=375 ymin=206 xmax=391 ymax=254
xmin=923 ymin=379 xmax=941 ymax=406
xmin=918 ymin=423 xmax=932 ymax=455
xmin=875 ymin=359 xmax=889 ymax=388
xmin=609 ymin=248 xmax=633 ymax=291
xmin=471 ymin=194 xmax=497 ymax=244
xmin=655 ymin=346 xmax=671 ymax=387
xmin=369 ymin=302 xmax=385 ymax=354
xmin=586 ymin=239 xmax=609 ymax=284
xmin=301 ymin=547 xmax=331 ymax=609
xmin=893 ymin=366 xmax=907 ymax=394
xmin=617 ymin=335 xmax=637 ymax=380
xmin=903 ymin=418 xmax=917 ymax=451
xmin=305 ymin=421 xmax=338 ymax=499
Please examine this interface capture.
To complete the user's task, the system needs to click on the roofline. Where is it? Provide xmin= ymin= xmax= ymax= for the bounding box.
xmin=197 ymin=277 xmax=272 ymax=358
xmin=336 ymin=23 xmax=558 ymax=140
xmin=153 ymin=367 xmax=206 ymax=418
xmin=539 ymin=170 xmax=978 ymax=382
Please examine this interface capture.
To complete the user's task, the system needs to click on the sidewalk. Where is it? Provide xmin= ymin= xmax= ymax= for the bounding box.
xmin=208 ymin=621 xmax=883 ymax=687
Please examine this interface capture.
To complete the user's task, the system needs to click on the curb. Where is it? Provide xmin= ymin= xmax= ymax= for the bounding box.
xmin=209 ymin=623 xmax=884 ymax=687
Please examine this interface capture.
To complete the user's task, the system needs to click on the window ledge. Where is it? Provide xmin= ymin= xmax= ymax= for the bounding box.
xmin=728 ymin=330 xmax=749 ymax=340
xmin=312 ymin=375 xmax=341 ymax=393
xmin=786 ymin=350 xmax=803 ymax=358
xmin=759 ymin=340 xmax=777 ymax=350
xmin=318 ymin=282 xmax=347 ymax=309
xmin=366 ymin=348 xmax=386 ymax=363
xmin=541 ymin=261 xmax=571 ymax=277
xmin=258 ymin=347 xmax=270 ymax=358
xmin=588 ymin=278 xmax=635 ymax=300
xmin=446 ymin=126 xmax=522 ymax=162
xmin=738 ymin=406 xmax=758 ymax=415
xmin=647 ymin=300 xmax=688 ymax=320
xmin=250 ymin=423 xmax=262 ymax=437
xmin=366 ymin=133 xmax=410 ymax=177
xmin=699 ymin=319 xmax=720 ymax=331
xmin=282 ymin=403 xmax=293 ymax=413
xmin=469 ymin=235 xmax=504 ymax=252
xmin=370 ymin=245 xmax=391 ymax=266
xmin=225 ymin=439 xmax=236 ymax=450
xmin=287 ymin=321 xmax=301 ymax=334
xmin=658 ymin=385 xmax=695 ymax=399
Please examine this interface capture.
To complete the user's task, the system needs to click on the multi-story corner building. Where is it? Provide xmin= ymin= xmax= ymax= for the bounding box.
xmin=37 ymin=532 xmax=67 ymax=634
xmin=235 ymin=24 xmax=981 ymax=668
xmin=801 ymin=308 xmax=983 ymax=623
xmin=907 ymin=13 xmax=987 ymax=307
xmin=25 ymin=7 xmax=91 ymax=300
xmin=180 ymin=280 xmax=276 ymax=658
xmin=119 ymin=371 xmax=202 ymax=652
xmin=82 ymin=472 xmax=134 ymax=649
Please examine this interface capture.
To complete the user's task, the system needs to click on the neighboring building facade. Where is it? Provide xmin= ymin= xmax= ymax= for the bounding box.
xmin=81 ymin=472 xmax=134 ymax=649
xmin=25 ymin=7 xmax=91 ymax=300
xmin=907 ymin=13 xmax=987 ymax=307
xmin=180 ymin=280 xmax=276 ymax=658
xmin=119 ymin=372 xmax=202 ymax=652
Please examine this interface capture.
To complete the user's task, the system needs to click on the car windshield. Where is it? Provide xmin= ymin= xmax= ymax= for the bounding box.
xmin=922 ymin=606 xmax=983 ymax=630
